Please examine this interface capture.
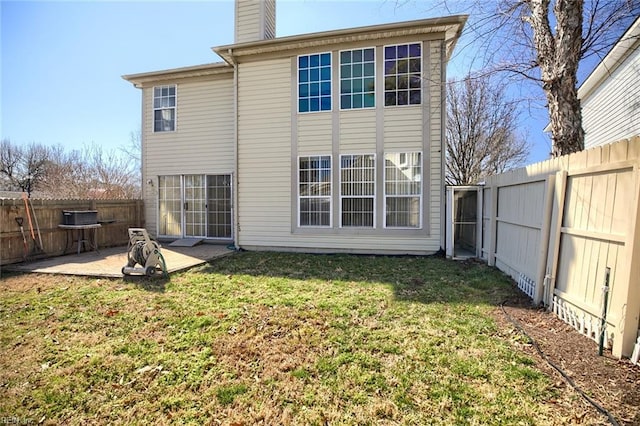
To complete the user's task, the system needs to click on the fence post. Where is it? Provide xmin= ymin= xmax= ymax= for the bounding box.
xmin=546 ymin=170 xmax=568 ymax=308
xmin=534 ymin=174 xmax=556 ymax=305
xmin=487 ymin=184 xmax=498 ymax=267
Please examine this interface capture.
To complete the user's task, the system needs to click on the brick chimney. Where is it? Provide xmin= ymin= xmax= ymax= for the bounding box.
xmin=235 ymin=0 xmax=276 ymax=43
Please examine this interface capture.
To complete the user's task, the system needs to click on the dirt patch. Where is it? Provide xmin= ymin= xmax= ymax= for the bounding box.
xmin=493 ymin=292 xmax=640 ymax=426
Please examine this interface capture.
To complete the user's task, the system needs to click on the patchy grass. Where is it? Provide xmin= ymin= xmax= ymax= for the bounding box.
xmin=1 ymin=252 xmax=564 ymax=424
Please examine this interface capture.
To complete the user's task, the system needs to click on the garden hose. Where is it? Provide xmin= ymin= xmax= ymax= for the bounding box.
xmin=158 ymin=251 xmax=168 ymax=278
xmin=500 ymin=301 xmax=620 ymax=426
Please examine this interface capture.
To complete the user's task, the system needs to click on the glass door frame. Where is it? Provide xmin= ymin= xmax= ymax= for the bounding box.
xmin=157 ymin=173 xmax=234 ymax=241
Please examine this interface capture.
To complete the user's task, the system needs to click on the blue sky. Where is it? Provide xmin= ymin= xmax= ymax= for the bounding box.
xmin=2 ymin=0 xmax=561 ymax=163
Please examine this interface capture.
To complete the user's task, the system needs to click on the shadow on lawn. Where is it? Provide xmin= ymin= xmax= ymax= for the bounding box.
xmin=122 ymin=273 xmax=170 ymax=292
xmin=196 ymin=250 xmax=517 ymax=307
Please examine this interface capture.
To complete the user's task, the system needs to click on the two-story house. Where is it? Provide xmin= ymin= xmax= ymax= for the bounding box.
xmin=123 ymin=0 xmax=466 ymax=255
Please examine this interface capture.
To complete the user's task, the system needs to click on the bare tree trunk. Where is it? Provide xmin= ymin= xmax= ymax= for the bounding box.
xmin=527 ymin=0 xmax=585 ymax=155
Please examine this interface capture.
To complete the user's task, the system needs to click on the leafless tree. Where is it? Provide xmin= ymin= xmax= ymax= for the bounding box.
xmin=1 ymin=139 xmax=141 ymax=199
xmin=120 ymin=129 xmax=141 ymax=173
xmin=83 ymin=142 xmax=140 ymax=199
xmin=446 ymin=75 xmax=528 ymax=185
xmin=419 ymin=0 xmax=640 ymax=156
xmin=0 ymin=139 xmax=49 ymax=196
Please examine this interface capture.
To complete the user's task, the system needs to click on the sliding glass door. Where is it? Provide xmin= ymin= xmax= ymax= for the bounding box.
xmin=158 ymin=174 xmax=232 ymax=240
xmin=184 ymin=175 xmax=206 ymax=237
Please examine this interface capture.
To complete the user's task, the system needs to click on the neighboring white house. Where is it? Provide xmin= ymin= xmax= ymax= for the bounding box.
xmin=578 ymin=16 xmax=640 ymax=149
xmin=123 ymin=0 xmax=466 ymax=255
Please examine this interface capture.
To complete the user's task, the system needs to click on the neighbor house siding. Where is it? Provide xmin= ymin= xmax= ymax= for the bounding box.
xmin=582 ymin=44 xmax=640 ymax=149
xmin=141 ymin=75 xmax=235 ymax=235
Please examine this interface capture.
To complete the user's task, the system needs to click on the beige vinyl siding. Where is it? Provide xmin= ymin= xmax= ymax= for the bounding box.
xmin=235 ymin=0 xmax=275 ymax=43
xmin=298 ymin=113 xmax=332 ymax=154
xmin=237 ymin=58 xmax=292 ymax=247
xmin=235 ymin=0 xmax=260 ymax=43
xmin=427 ymin=41 xmax=443 ymax=240
xmin=236 ymin=38 xmax=446 ymax=254
xmin=142 ymin=76 xmax=235 ymax=235
xmin=582 ymin=46 xmax=640 ymax=148
xmin=263 ymin=0 xmax=276 ymax=40
xmin=383 ymin=107 xmax=423 ymax=151
xmin=339 ymin=109 xmax=377 ymax=152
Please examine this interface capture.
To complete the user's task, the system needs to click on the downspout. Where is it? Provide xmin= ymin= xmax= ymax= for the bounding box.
xmin=229 ymin=48 xmax=240 ymax=250
xmin=137 ymin=83 xmax=149 ymax=231
xmin=440 ymin=40 xmax=447 ymax=252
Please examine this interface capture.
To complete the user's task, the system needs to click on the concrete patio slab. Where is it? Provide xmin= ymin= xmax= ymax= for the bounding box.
xmin=3 ymin=243 xmax=234 ymax=278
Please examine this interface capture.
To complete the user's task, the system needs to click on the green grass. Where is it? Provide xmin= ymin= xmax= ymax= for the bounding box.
xmin=0 ymin=252 xmax=560 ymax=424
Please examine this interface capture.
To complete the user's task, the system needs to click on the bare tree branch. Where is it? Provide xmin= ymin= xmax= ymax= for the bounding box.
xmin=446 ymin=75 xmax=529 ymax=185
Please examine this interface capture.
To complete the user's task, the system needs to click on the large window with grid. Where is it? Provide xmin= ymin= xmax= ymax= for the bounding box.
xmin=299 ymin=155 xmax=332 ymax=227
xmin=340 ymin=154 xmax=375 ymax=227
xmin=384 ymin=43 xmax=421 ymax=107
xmin=153 ymin=85 xmax=176 ymax=132
xmin=384 ymin=152 xmax=422 ymax=228
xmin=298 ymin=53 xmax=332 ymax=113
xmin=340 ymin=48 xmax=375 ymax=109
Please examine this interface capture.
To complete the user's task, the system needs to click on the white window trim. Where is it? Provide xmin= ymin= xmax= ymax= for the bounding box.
xmin=382 ymin=41 xmax=423 ymax=108
xmin=297 ymin=52 xmax=333 ymax=114
xmin=383 ymin=151 xmax=423 ymax=229
xmin=338 ymin=46 xmax=376 ymax=111
xmin=339 ymin=153 xmax=376 ymax=229
xmin=152 ymin=84 xmax=177 ymax=133
xmin=298 ymin=154 xmax=333 ymax=228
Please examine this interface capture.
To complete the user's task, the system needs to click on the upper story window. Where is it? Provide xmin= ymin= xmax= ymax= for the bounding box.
xmin=384 ymin=43 xmax=421 ymax=107
xmin=340 ymin=48 xmax=375 ymax=109
xmin=153 ymin=85 xmax=176 ymax=132
xmin=298 ymin=53 xmax=332 ymax=113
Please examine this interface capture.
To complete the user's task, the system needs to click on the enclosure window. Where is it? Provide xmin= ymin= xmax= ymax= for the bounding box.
xmin=384 ymin=43 xmax=421 ymax=106
xmin=153 ymin=85 xmax=176 ymax=132
xmin=384 ymin=152 xmax=422 ymax=228
xmin=299 ymin=155 xmax=332 ymax=227
xmin=298 ymin=53 xmax=332 ymax=113
xmin=340 ymin=154 xmax=375 ymax=227
xmin=340 ymin=48 xmax=375 ymax=109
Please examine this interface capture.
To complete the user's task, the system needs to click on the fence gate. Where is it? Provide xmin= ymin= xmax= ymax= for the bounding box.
xmin=446 ymin=186 xmax=483 ymax=259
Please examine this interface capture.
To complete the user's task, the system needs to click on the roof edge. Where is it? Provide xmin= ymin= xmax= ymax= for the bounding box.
xmin=213 ymin=14 xmax=468 ymax=64
xmin=122 ymin=62 xmax=232 ymax=87
xmin=578 ymin=17 xmax=640 ymax=101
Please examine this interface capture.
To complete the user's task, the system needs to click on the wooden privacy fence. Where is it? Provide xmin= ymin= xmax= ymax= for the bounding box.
xmin=482 ymin=136 xmax=640 ymax=360
xmin=0 ymin=199 xmax=144 ymax=266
